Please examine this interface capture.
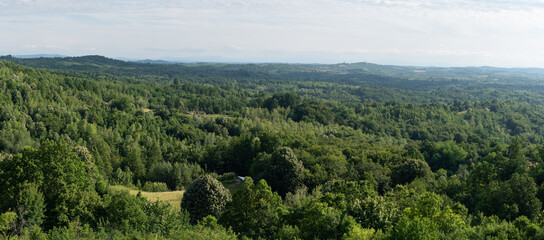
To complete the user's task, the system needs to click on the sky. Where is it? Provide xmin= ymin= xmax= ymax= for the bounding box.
xmin=1 ymin=0 xmax=544 ymax=67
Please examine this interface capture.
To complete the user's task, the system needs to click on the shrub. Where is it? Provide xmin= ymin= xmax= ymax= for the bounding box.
xmin=218 ymin=172 xmax=238 ymax=185
xmin=142 ymin=182 xmax=169 ymax=192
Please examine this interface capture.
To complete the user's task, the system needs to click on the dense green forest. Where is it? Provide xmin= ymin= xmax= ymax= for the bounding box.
xmin=2 ymin=56 xmax=544 ymax=239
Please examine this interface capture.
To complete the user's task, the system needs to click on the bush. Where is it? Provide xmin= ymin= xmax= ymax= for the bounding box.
xmin=0 ymin=211 xmax=17 ymax=236
xmin=142 ymin=182 xmax=169 ymax=192
xmin=95 ymin=180 xmax=107 ymax=195
xmin=111 ymin=167 xmax=134 ymax=186
xmin=218 ymin=172 xmax=238 ymax=185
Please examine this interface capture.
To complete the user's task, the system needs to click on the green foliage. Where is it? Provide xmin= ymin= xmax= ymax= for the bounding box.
xmin=392 ymin=159 xmax=432 ymax=186
xmin=180 ymin=175 xmax=231 ymax=223
xmin=263 ymin=92 xmax=302 ymax=110
xmin=99 ymin=191 xmax=190 ymax=234
xmin=111 ymin=167 xmax=134 ymax=186
xmin=258 ymin=147 xmax=306 ymax=197
xmin=167 ymin=223 xmax=238 ymax=240
xmin=343 ymin=225 xmax=377 ymax=240
xmin=48 ymin=222 xmax=99 ymax=240
xmin=0 ymin=140 xmax=97 ymax=229
xmin=349 ymin=196 xmax=398 ymax=230
xmin=142 ymin=181 xmax=169 ymax=192
xmin=220 ymin=178 xmax=284 ymax=239
xmin=217 ymin=172 xmax=238 ymax=185
xmin=0 ymin=211 xmax=17 ymax=236
xmin=15 ymin=182 xmax=45 ymax=232
xmin=143 ymin=200 xmax=191 ymax=235
xmin=146 ymin=161 xmax=202 ymax=190
xmin=424 ymin=141 xmax=468 ymax=172
xmin=110 ymin=97 xmax=132 ymax=111
xmin=467 ymin=215 xmax=525 ymax=240
xmin=286 ymin=198 xmax=359 ymax=240
xmin=475 ymin=173 xmax=541 ymax=220
xmin=292 ymin=100 xmax=334 ymax=125
xmin=389 ymin=192 xmax=468 ymax=239
xmin=322 ymin=180 xmax=378 ymax=205
xmin=5 ymin=57 xmax=544 ymax=239
xmin=102 ymin=191 xmax=148 ymax=232
xmin=95 ymin=180 xmax=107 ymax=196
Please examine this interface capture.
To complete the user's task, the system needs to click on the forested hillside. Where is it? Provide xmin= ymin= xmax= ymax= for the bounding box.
xmin=2 ymin=56 xmax=544 ymax=239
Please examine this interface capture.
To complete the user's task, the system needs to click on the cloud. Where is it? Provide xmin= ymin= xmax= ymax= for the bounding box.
xmin=1 ymin=0 xmax=544 ymax=67
xmin=22 ymin=44 xmax=37 ymax=49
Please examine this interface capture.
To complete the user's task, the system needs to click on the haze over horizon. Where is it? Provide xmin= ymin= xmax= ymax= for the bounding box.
xmin=2 ymin=0 xmax=544 ymax=68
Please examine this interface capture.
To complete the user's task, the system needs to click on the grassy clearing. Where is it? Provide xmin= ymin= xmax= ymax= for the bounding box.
xmin=110 ymin=185 xmax=184 ymax=210
xmin=110 ymin=180 xmax=240 ymax=211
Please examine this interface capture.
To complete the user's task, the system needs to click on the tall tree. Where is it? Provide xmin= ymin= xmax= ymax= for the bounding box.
xmin=260 ymin=147 xmax=306 ymax=197
xmin=220 ymin=178 xmax=283 ymax=239
xmin=181 ymin=175 xmax=231 ymax=223
xmin=0 ymin=140 xmax=97 ymax=229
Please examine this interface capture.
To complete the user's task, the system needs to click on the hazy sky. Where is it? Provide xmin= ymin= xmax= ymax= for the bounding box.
xmin=2 ymin=0 xmax=544 ymax=67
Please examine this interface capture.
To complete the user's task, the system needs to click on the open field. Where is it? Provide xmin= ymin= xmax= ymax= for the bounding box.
xmin=110 ymin=182 xmax=240 ymax=211
xmin=110 ymin=185 xmax=184 ymax=210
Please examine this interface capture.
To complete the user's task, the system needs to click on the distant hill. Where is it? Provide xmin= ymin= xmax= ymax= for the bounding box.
xmin=13 ymin=54 xmax=67 ymax=58
xmin=134 ymin=59 xmax=174 ymax=64
xmin=0 ymin=55 xmax=180 ymax=74
xmin=2 ymin=55 xmax=544 ymax=92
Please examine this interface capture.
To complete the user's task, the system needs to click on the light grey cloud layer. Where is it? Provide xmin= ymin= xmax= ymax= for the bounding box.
xmin=1 ymin=0 xmax=544 ymax=66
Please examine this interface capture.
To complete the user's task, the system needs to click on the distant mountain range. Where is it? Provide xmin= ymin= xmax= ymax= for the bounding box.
xmin=13 ymin=54 xmax=68 ymax=59
xmin=134 ymin=59 xmax=174 ymax=64
xmin=9 ymin=54 xmax=176 ymax=64
xmin=3 ymin=54 xmax=544 ymax=82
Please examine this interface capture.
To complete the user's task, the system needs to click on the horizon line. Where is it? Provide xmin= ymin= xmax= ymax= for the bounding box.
xmin=3 ymin=53 xmax=544 ymax=70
